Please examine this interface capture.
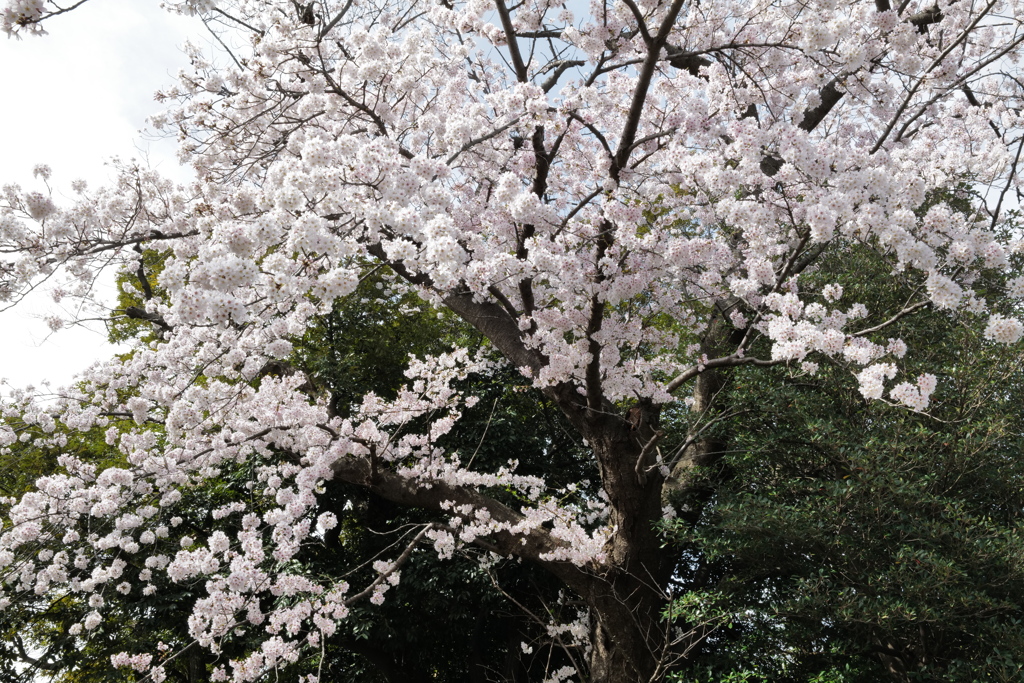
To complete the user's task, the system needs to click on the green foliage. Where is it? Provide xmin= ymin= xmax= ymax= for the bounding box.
xmin=108 ymin=249 xmax=169 ymax=345
xmin=663 ymin=237 xmax=1024 ymax=682
xmin=294 ymin=268 xmax=463 ymax=413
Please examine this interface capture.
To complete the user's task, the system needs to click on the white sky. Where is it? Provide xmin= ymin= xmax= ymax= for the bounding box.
xmin=0 ymin=1 xmax=201 ymax=391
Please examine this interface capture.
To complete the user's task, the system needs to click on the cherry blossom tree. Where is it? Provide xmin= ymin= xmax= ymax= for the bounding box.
xmin=2 ymin=0 xmax=1024 ymax=681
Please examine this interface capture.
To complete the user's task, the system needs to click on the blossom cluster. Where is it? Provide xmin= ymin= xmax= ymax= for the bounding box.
xmin=1 ymin=0 xmax=45 ymax=36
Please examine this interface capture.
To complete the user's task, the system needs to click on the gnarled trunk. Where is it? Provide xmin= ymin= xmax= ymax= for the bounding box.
xmin=585 ymin=569 xmax=667 ymax=683
xmin=577 ymin=411 xmax=675 ymax=683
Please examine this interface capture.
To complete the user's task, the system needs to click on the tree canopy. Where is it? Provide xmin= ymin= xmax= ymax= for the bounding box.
xmin=1 ymin=1 xmax=1024 ymax=682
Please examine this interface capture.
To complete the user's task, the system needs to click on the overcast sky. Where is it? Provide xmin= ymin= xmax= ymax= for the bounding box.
xmin=0 ymin=1 xmax=201 ymax=391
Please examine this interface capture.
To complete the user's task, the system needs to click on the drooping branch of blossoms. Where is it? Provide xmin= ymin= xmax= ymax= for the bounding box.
xmin=0 ymin=327 xmax=614 ymax=674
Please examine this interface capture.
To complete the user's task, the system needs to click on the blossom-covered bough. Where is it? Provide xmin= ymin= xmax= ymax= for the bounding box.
xmin=2 ymin=0 xmax=1024 ymax=680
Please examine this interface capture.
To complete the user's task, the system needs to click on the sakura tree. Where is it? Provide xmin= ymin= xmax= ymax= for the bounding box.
xmin=1 ymin=0 xmax=1023 ymax=680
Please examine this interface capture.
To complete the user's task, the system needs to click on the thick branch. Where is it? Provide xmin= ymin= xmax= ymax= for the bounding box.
xmin=367 ymin=244 xmax=541 ymax=372
xmin=12 ymin=635 xmax=60 ymax=671
xmin=612 ymin=0 xmax=687 ymax=178
xmin=585 ymin=0 xmax=686 ymax=411
xmin=363 ymin=242 xmax=592 ymax=430
xmin=665 ymin=49 xmax=711 ymax=77
xmin=493 ymin=0 xmax=529 ymax=82
xmin=123 ymin=306 xmax=171 ymax=332
xmin=584 ymin=290 xmax=607 ymax=413
xmin=908 ymin=5 xmax=941 ymax=33
xmin=442 ymin=290 xmax=543 ymax=373
xmin=799 ymin=76 xmax=844 ymax=133
xmin=132 ymin=244 xmax=154 ymax=300
xmin=541 ymin=60 xmax=586 ymax=93
xmin=330 ymin=456 xmax=592 ymax=592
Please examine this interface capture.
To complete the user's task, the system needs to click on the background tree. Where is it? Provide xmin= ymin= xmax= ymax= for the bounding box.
xmin=664 ymin=224 xmax=1024 ymax=682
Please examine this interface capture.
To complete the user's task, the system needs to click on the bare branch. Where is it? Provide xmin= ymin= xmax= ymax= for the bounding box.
xmin=666 ymin=354 xmax=786 ymax=394
xmin=852 ymin=301 xmax=931 ymax=337
xmin=318 ymin=0 xmax=356 ymax=39
xmin=343 ymin=525 xmax=432 ymax=605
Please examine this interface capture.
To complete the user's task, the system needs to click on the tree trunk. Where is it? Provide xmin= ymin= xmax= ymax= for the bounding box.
xmin=578 ymin=410 xmax=673 ymax=683
xmin=663 ymin=316 xmax=732 ymax=522
xmin=186 ymin=643 xmax=208 ymax=683
xmin=585 ymin=570 xmax=666 ymax=683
